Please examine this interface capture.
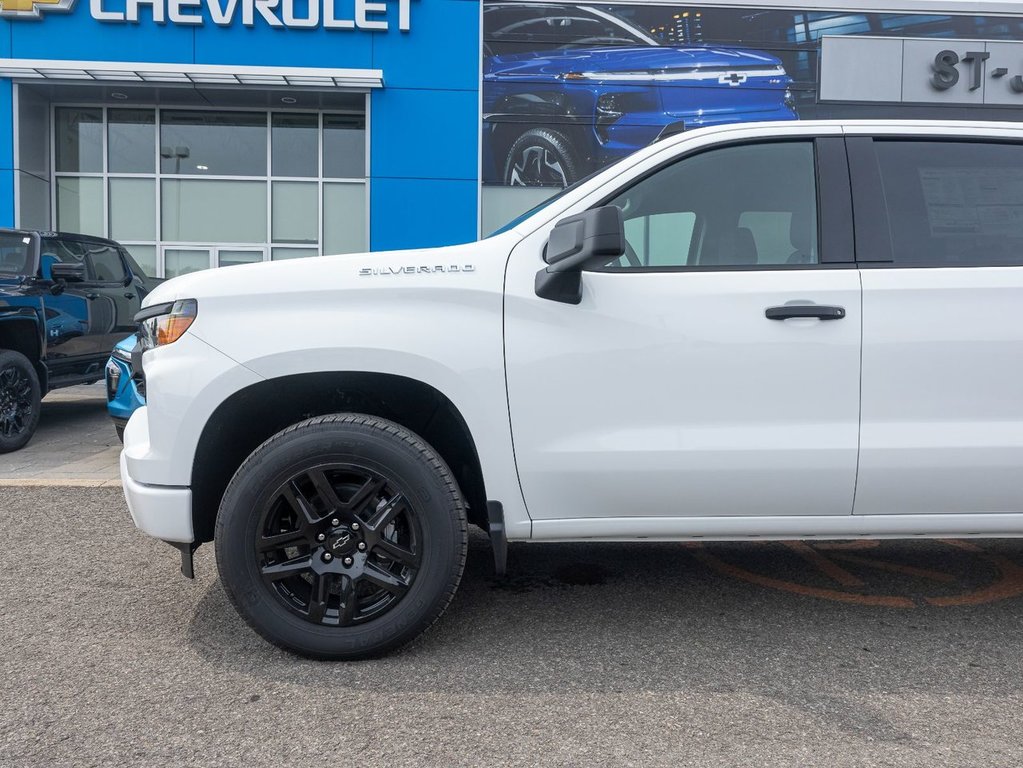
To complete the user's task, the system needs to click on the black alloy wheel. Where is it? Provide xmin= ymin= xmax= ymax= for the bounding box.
xmin=0 ymin=350 xmax=41 ymax=454
xmin=216 ymin=414 xmax=468 ymax=660
xmin=504 ymin=128 xmax=580 ymax=188
xmin=256 ymin=464 xmax=422 ymax=627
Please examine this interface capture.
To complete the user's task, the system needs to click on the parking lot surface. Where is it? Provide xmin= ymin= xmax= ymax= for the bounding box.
xmin=0 ymin=384 xmax=120 ymax=485
xmin=2 ymin=486 xmax=1022 ymax=767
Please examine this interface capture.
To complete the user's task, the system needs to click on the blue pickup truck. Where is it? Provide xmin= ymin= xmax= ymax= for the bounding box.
xmin=483 ymin=3 xmax=797 ymax=186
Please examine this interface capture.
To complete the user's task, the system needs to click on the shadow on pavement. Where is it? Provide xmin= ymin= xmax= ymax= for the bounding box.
xmin=186 ymin=531 xmax=1023 ymax=701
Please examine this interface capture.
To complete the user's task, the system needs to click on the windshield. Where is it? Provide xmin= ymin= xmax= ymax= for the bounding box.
xmin=0 ymin=232 xmax=34 ymax=277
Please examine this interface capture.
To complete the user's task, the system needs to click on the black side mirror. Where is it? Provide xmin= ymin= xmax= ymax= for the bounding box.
xmin=535 ymin=205 xmax=625 ymax=304
xmin=50 ymin=263 xmax=86 ymax=283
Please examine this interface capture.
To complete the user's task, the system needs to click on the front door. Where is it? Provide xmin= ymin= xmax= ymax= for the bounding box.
xmin=39 ymin=237 xmax=103 ymax=360
xmin=81 ymin=240 xmax=140 ymax=354
xmin=504 ymin=138 xmax=863 ymax=523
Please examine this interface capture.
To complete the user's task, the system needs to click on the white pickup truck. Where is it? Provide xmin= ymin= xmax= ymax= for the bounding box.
xmin=122 ymin=120 xmax=1023 ymax=659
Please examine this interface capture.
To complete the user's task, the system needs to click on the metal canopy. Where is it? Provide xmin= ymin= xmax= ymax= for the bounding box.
xmin=0 ymin=59 xmax=384 ymax=88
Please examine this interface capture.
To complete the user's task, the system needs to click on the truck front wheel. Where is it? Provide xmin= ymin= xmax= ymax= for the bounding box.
xmin=215 ymin=414 xmax=468 ymax=660
xmin=0 ymin=350 xmax=41 ymax=454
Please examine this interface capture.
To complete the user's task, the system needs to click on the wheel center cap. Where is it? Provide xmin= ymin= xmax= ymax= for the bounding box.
xmin=328 ymin=528 xmax=357 ymax=556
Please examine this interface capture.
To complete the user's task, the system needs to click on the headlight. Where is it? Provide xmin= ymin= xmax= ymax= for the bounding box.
xmin=111 ymin=345 xmax=134 ymax=363
xmin=136 ymin=299 xmax=197 ymax=351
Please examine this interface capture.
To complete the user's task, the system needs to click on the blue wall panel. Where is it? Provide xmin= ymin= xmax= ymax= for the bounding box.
xmin=0 ymin=80 xmax=11 ymax=172
xmin=0 ymin=0 xmax=482 ymax=249
xmin=370 ymin=87 xmax=478 ymax=180
xmin=193 ymin=25 xmax=374 ymax=68
xmin=371 ymin=177 xmax=477 ymax=250
xmin=0 ymin=78 xmax=11 ymax=228
xmin=9 ymin=11 xmax=196 ymax=63
xmin=372 ymin=0 xmax=479 ymax=91
xmin=0 ymin=170 xmax=14 ymax=228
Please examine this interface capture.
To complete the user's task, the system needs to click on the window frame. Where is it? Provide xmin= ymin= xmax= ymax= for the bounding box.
xmin=848 ymin=135 xmax=1023 ymax=269
xmin=584 ymin=136 xmax=855 ymax=273
xmin=50 ymin=101 xmax=371 ymax=278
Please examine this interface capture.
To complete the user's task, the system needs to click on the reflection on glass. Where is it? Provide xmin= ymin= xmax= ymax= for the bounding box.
xmin=164 ymin=249 xmax=210 ymax=278
xmin=56 ymin=178 xmax=104 ymax=236
xmin=160 ymin=111 xmax=266 ymax=176
xmin=323 ymin=115 xmax=366 ymax=179
xmin=273 ymin=181 xmax=318 ymax=244
xmin=125 ymin=244 xmax=158 ymax=278
xmin=55 ymin=108 xmax=103 ymax=173
xmin=162 ymin=180 xmax=267 ymax=243
xmin=272 ymin=114 xmax=318 ymax=178
xmin=218 ymin=250 xmax=264 ymax=268
xmin=110 ymin=178 xmax=156 ymax=241
xmin=272 ymin=247 xmax=318 ymax=261
xmin=109 ymin=109 xmax=156 ymax=174
xmin=323 ymin=183 xmax=367 ymax=255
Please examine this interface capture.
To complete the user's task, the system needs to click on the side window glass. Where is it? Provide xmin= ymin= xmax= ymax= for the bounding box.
xmin=603 ymin=141 xmax=819 ymax=269
xmin=86 ymin=245 xmax=128 ymax=284
xmin=874 ymin=140 xmax=1023 ymax=267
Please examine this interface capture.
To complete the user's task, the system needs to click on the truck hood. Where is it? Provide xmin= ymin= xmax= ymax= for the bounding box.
xmin=485 ymin=45 xmax=785 ymax=79
xmin=141 ymin=240 xmax=498 ymax=309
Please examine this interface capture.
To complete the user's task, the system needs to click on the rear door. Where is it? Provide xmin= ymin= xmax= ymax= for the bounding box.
xmin=850 ymin=134 xmax=1023 ymax=516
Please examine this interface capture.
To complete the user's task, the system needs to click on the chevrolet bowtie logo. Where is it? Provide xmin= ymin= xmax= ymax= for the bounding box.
xmin=0 ymin=0 xmax=76 ymax=18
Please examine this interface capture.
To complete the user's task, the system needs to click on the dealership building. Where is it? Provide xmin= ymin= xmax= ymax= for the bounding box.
xmin=1 ymin=0 xmax=1022 ymax=277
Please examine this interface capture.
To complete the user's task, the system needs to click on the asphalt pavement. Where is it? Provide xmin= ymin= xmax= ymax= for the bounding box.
xmin=2 ymin=484 xmax=1023 ymax=767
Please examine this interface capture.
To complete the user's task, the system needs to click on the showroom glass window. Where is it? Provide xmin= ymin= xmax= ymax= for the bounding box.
xmin=52 ymin=103 xmax=368 ymax=279
xmin=601 ymin=141 xmax=819 ymax=269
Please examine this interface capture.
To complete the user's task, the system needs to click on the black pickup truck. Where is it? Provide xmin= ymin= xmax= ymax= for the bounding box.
xmin=0 ymin=229 xmax=159 ymax=453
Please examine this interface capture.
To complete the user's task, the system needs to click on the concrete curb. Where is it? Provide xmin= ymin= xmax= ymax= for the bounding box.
xmin=0 ymin=479 xmax=123 ymax=488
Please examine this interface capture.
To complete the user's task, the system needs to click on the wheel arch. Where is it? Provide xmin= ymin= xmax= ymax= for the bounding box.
xmin=190 ymin=371 xmax=489 ymax=543
xmin=0 ymin=314 xmax=46 ymax=390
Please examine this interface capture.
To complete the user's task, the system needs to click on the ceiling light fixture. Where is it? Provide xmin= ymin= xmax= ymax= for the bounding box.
xmin=196 ymin=164 xmax=209 ymax=171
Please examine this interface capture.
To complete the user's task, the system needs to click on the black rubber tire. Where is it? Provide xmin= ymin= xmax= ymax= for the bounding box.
xmin=503 ymin=127 xmax=581 ymax=188
xmin=0 ymin=350 xmax=42 ymax=454
xmin=215 ymin=414 xmax=468 ymax=660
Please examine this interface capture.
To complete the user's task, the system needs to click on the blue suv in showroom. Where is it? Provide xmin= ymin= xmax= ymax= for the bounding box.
xmin=483 ymin=3 xmax=798 ymax=186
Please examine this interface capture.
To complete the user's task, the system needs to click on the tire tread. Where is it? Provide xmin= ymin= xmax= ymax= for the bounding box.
xmin=215 ymin=413 xmax=468 ymax=660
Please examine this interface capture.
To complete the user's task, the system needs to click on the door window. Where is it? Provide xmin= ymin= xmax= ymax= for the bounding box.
xmin=873 ymin=140 xmax=1023 ymax=267
xmin=602 ymin=141 xmax=819 ymax=270
xmin=86 ymin=245 xmax=129 ymax=284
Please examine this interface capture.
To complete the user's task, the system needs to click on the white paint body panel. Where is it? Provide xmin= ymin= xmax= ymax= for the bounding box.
xmin=503 ymin=255 xmax=863 ymax=520
xmin=120 ymin=119 xmax=1023 ymax=546
xmin=856 ymin=267 xmax=1023 ymax=516
xmin=120 ymin=448 xmax=194 ymax=543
